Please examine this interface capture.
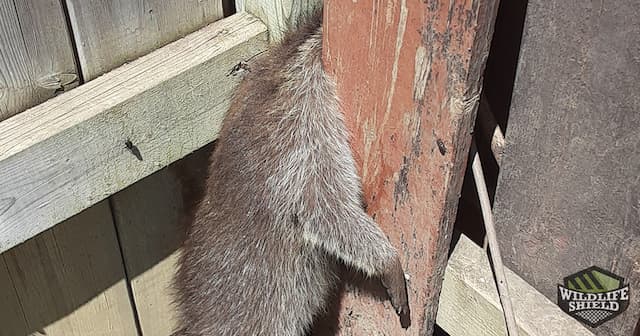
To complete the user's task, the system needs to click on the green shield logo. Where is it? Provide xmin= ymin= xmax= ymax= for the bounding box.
xmin=557 ymin=266 xmax=630 ymax=327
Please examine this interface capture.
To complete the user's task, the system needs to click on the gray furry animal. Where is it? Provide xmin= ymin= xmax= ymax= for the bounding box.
xmin=173 ymin=10 xmax=410 ymax=336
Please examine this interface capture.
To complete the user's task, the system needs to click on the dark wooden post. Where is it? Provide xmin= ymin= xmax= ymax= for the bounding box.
xmin=322 ymin=1 xmax=498 ymax=334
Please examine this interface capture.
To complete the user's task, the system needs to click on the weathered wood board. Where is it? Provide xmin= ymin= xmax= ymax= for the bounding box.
xmin=108 ymin=141 xmax=215 ymax=336
xmin=65 ymin=0 xmax=224 ymax=80
xmin=0 ymin=2 xmax=137 ymax=335
xmin=0 ymin=12 xmax=269 ymax=253
xmin=437 ymin=234 xmax=595 ymax=336
xmin=0 ymin=201 xmax=138 ymax=336
xmin=110 ymin=169 xmax=185 ymax=335
xmin=323 ymin=1 xmax=499 ymax=334
xmin=0 ymin=256 xmax=29 ymax=335
xmin=492 ymin=1 xmax=640 ymax=335
xmin=75 ymin=3 xmax=227 ymax=334
xmin=0 ymin=0 xmax=78 ymax=120
xmin=239 ymin=0 xmax=321 ymax=42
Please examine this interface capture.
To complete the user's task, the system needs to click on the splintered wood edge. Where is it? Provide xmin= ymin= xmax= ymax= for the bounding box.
xmin=0 ymin=12 xmax=269 ymax=253
xmin=436 ymin=234 xmax=596 ymax=336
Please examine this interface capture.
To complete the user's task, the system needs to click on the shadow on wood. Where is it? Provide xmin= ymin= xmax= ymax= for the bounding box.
xmin=0 ymin=144 xmax=217 ymax=336
xmin=306 ymin=263 xmax=404 ymax=336
xmin=0 ymin=202 xmax=138 ymax=335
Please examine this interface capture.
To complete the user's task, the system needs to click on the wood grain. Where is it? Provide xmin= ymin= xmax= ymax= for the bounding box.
xmin=72 ymin=2 xmax=228 ymax=334
xmin=110 ymin=169 xmax=185 ymax=335
xmin=240 ymin=0 xmax=321 ymax=42
xmin=436 ymin=235 xmax=595 ymax=336
xmin=0 ymin=2 xmax=137 ymax=335
xmin=0 ymin=12 xmax=269 ymax=253
xmin=64 ymin=0 xmax=224 ymax=81
xmin=0 ymin=201 xmax=138 ymax=336
xmin=0 ymin=257 xmax=29 ymax=336
xmin=493 ymin=1 xmax=640 ymax=335
xmin=0 ymin=0 xmax=78 ymax=120
xmin=323 ymin=1 xmax=499 ymax=334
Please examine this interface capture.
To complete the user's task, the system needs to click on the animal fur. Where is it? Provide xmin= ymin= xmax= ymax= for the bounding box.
xmin=173 ymin=10 xmax=410 ymax=336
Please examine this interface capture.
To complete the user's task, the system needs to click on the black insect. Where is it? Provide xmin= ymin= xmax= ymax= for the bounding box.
xmin=227 ymin=51 xmax=266 ymax=77
xmin=227 ymin=61 xmax=250 ymax=76
xmin=125 ymin=139 xmax=143 ymax=161
xmin=436 ymin=138 xmax=447 ymax=155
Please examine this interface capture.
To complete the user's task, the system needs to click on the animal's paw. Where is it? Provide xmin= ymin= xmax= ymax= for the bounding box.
xmin=381 ymin=256 xmax=411 ymax=329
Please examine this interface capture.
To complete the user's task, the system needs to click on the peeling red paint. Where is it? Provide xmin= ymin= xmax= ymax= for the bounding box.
xmin=322 ymin=0 xmax=498 ymax=335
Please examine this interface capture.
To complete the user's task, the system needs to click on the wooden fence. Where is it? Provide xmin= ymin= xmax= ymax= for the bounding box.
xmin=4 ymin=0 xmax=625 ymax=335
xmin=0 ymin=1 xmax=250 ymax=334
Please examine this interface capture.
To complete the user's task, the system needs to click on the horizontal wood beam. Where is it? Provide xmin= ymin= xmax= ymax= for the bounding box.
xmin=0 ymin=12 xmax=269 ymax=253
xmin=436 ymin=234 xmax=595 ymax=336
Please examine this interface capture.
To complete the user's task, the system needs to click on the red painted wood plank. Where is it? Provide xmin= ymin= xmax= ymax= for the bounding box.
xmin=322 ymin=1 xmax=498 ymax=334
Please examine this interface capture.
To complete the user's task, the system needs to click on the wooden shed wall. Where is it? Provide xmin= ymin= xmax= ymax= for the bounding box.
xmin=492 ymin=1 xmax=640 ymax=335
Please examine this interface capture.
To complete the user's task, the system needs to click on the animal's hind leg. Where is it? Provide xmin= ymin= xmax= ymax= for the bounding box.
xmin=300 ymin=201 xmax=410 ymax=328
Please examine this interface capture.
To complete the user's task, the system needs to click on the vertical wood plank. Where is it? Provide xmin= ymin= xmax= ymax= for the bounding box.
xmin=108 ymin=142 xmax=217 ymax=336
xmin=493 ymin=1 xmax=640 ymax=335
xmin=66 ymin=2 xmax=224 ymax=334
xmin=0 ymin=202 xmax=138 ymax=336
xmin=240 ymin=0 xmax=321 ymax=42
xmin=110 ymin=169 xmax=185 ymax=336
xmin=65 ymin=0 xmax=224 ymax=80
xmin=0 ymin=257 xmax=29 ymax=336
xmin=0 ymin=2 xmax=137 ymax=334
xmin=0 ymin=0 xmax=78 ymax=120
xmin=323 ymin=1 xmax=498 ymax=334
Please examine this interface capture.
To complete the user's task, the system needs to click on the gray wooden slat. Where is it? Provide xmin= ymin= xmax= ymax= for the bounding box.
xmin=0 ymin=0 xmax=78 ymax=120
xmin=65 ymin=0 xmax=224 ymax=80
xmin=110 ymin=169 xmax=185 ymax=335
xmin=240 ymin=0 xmax=321 ymax=42
xmin=0 ymin=11 xmax=268 ymax=256
xmin=0 ymin=201 xmax=138 ymax=336
xmin=0 ymin=1 xmax=139 ymax=335
xmin=61 ymin=3 xmax=224 ymax=332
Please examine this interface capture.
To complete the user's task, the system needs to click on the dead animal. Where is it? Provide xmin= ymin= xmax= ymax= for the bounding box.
xmin=173 ymin=9 xmax=411 ymax=336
